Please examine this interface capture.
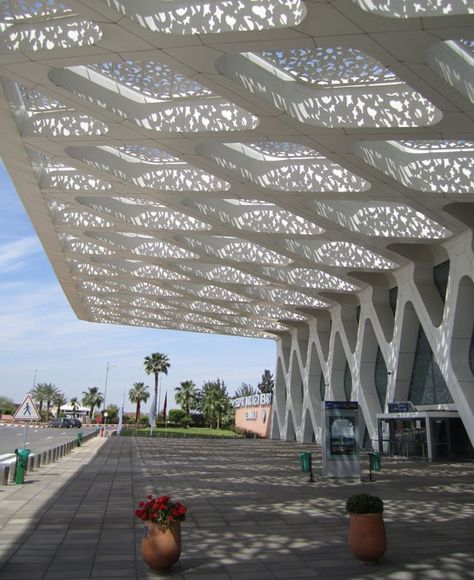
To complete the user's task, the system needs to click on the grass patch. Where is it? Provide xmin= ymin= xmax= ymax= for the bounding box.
xmin=120 ymin=426 xmax=241 ymax=439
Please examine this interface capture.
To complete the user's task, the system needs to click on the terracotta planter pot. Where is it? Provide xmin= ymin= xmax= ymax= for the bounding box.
xmin=141 ymin=521 xmax=182 ymax=572
xmin=348 ymin=513 xmax=387 ymax=563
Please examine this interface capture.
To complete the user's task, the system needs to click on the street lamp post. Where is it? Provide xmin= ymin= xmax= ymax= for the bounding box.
xmin=103 ymin=362 xmax=115 ymax=436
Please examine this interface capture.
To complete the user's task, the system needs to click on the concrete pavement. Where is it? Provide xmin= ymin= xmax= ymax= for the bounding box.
xmin=0 ymin=436 xmax=473 ymax=579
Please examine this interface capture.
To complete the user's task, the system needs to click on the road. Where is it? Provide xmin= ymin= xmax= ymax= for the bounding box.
xmin=0 ymin=425 xmax=98 ymax=454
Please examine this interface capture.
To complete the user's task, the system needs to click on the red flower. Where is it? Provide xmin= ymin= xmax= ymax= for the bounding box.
xmin=135 ymin=494 xmax=187 ymax=528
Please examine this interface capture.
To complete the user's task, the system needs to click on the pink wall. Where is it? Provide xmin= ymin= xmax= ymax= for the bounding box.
xmin=235 ymin=405 xmax=272 ymax=438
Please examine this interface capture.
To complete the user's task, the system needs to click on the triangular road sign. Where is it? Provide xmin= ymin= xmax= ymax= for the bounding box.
xmin=13 ymin=395 xmax=40 ymax=421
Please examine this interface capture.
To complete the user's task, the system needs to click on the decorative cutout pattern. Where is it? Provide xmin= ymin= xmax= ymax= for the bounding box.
xmin=48 ymin=199 xmax=113 ymax=228
xmin=73 ymin=145 xmax=230 ymax=192
xmin=314 ymin=202 xmax=450 ymax=239
xmin=1 ymin=3 xmax=473 ymax=356
xmin=0 ymin=0 xmax=72 ymax=21
xmin=285 ymin=240 xmax=397 ymax=270
xmin=263 ymin=267 xmax=358 ymax=291
xmin=355 ymin=140 xmax=474 ymax=193
xmin=217 ymin=50 xmax=440 ymax=128
xmin=78 ymin=196 xmax=211 ymax=232
xmin=190 ymin=198 xmax=323 ymax=235
xmin=353 ymin=0 xmax=474 ymax=18
xmin=54 ymin=60 xmax=259 ymax=133
xmin=32 ymin=153 xmax=112 ymax=191
xmin=178 ymin=264 xmax=268 ymax=286
xmin=0 ymin=17 xmax=102 ymax=52
xmin=181 ymin=235 xmax=292 ymax=266
xmin=200 ymin=141 xmax=369 ymax=192
xmin=89 ymin=61 xmax=214 ymax=100
xmin=427 ymin=40 xmax=474 ymax=105
xmin=90 ymin=233 xmax=199 ymax=260
xmin=258 ymin=48 xmax=398 ymax=87
xmin=102 ymin=0 xmax=306 ymax=35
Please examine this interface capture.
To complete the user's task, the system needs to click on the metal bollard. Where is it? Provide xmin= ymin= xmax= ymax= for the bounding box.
xmin=27 ymin=453 xmax=35 ymax=472
xmin=0 ymin=465 xmax=10 ymax=486
xmin=368 ymin=452 xmax=381 ymax=481
xmin=300 ymin=452 xmax=314 ymax=482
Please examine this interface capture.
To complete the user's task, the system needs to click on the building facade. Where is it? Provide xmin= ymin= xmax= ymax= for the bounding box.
xmin=0 ymin=1 xmax=473 ymax=451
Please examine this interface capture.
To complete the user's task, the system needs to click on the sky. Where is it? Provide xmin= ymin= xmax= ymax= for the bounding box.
xmin=0 ymin=160 xmax=276 ymax=412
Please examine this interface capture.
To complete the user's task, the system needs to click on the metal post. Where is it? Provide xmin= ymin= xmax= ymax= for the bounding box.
xmin=22 ymin=424 xmax=29 ymax=449
xmin=103 ymin=362 xmax=115 ymax=436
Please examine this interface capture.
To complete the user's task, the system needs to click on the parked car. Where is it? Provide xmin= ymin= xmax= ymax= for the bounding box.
xmin=71 ymin=418 xmax=82 ymax=428
xmin=49 ymin=418 xmax=73 ymax=428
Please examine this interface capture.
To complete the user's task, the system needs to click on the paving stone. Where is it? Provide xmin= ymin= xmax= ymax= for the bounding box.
xmin=1 ymin=438 xmax=474 ymax=579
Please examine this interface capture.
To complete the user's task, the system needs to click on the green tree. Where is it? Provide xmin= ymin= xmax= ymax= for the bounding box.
xmin=144 ymin=353 xmax=170 ymax=417
xmin=200 ymin=379 xmax=231 ymax=429
xmin=257 ymin=370 xmax=274 ymax=394
xmin=53 ymin=391 xmax=68 ymax=417
xmin=104 ymin=404 xmax=119 ymax=424
xmin=234 ymin=383 xmax=257 ymax=398
xmin=128 ymin=382 xmax=150 ymax=422
xmin=38 ymin=383 xmax=60 ymax=418
xmin=0 ymin=396 xmax=16 ymax=415
xmin=81 ymin=387 xmax=104 ymax=419
xmin=70 ymin=397 xmax=80 ymax=418
xmin=167 ymin=408 xmax=187 ymax=424
xmin=175 ymin=380 xmax=198 ymax=417
xmin=29 ymin=383 xmax=48 ymax=413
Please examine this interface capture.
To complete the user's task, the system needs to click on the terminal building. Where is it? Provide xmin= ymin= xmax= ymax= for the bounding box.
xmin=1 ymin=1 xmax=473 ymax=458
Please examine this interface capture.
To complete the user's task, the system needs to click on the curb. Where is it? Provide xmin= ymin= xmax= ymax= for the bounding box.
xmin=0 ymin=430 xmax=99 ymax=485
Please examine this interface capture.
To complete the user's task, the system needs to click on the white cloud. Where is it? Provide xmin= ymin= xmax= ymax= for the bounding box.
xmin=0 ymin=237 xmax=41 ymax=273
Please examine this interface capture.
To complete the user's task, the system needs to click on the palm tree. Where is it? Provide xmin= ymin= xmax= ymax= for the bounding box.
xmin=201 ymin=379 xmax=231 ymax=429
xmin=82 ymin=387 xmax=104 ymax=420
xmin=70 ymin=397 xmax=80 ymax=418
xmin=53 ymin=391 xmax=68 ymax=417
xmin=29 ymin=383 xmax=48 ymax=413
xmin=38 ymin=383 xmax=60 ymax=418
xmin=144 ymin=353 xmax=170 ymax=416
xmin=175 ymin=380 xmax=198 ymax=417
xmin=128 ymin=382 xmax=150 ymax=422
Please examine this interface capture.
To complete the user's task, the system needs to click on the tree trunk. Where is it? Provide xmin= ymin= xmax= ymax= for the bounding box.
xmin=136 ymin=401 xmax=141 ymax=422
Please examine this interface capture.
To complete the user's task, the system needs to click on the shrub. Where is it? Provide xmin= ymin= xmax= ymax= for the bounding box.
xmin=138 ymin=414 xmax=149 ymax=426
xmin=167 ymin=409 xmax=187 ymax=424
xmin=189 ymin=413 xmax=205 ymax=427
xmin=346 ymin=494 xmax=384 ymax=514
xmin=0 ymin=396 xmax=16 ymax=415
xmin=180 ymin=416 xmax=192 ymax=428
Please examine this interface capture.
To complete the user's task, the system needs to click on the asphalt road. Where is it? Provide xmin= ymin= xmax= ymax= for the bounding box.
xmin=0 ymin=425 xmax=97 ymax=454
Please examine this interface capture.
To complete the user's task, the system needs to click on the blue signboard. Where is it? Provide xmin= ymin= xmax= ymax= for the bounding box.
xmin=387 ymin=402 xmax=414 ymax=413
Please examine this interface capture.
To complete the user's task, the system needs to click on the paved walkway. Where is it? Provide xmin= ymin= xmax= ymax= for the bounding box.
xmin=0 ymin=436 xmax=473 ymax=579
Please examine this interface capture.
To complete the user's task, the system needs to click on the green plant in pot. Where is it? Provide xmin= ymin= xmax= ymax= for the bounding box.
xmin=346 ymin=493 xmax=386 ymax=564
